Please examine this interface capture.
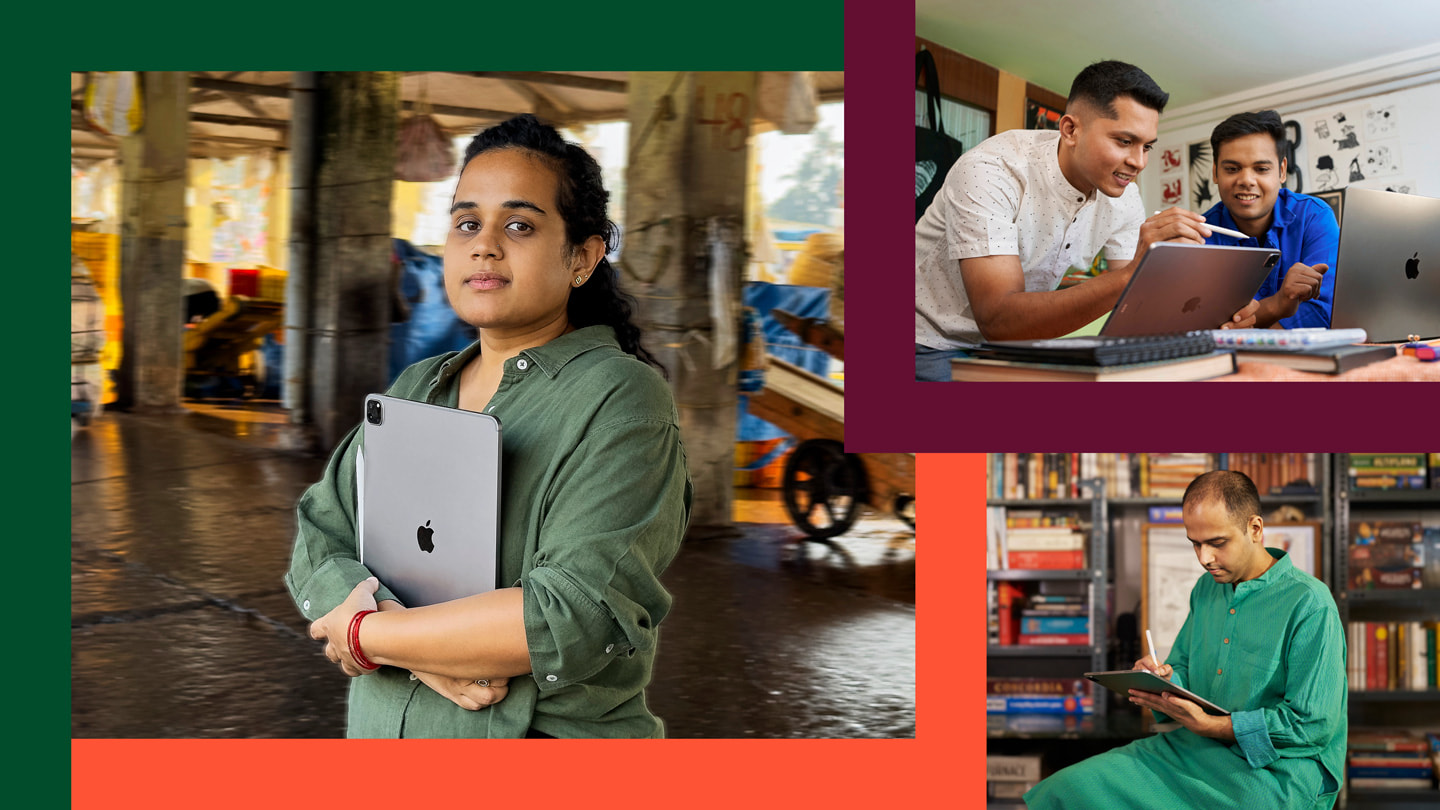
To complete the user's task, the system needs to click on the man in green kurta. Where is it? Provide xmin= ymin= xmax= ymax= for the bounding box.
xmin=1025 ymin=471 xmax=1347 ymax=809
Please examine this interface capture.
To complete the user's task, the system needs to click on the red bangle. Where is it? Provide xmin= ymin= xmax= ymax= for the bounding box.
xmin=348 ymin=609 xmax=380 ymax=671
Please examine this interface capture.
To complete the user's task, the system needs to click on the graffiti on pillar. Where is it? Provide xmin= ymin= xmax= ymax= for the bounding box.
xmin=695 ymin=86 xmax=751 ymax=151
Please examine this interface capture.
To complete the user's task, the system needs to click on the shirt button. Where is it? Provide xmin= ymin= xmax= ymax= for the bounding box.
xmin=1217 ymin=669 xmax=1223 ymax=675
xmin=605 ymin=644 xmax=615 ymax=654
xmin=1230 ymin=609 xmax=1236 ymax=614
xmin=516 ymin=358 xmax=529 ymax=371
xmin=302 ymin=599 xmax=311 ymax=612
xmin=1224 ymin=638 xmax=1230 ymax=644
xmin=546 ymin=674 xmax=558 ymax=682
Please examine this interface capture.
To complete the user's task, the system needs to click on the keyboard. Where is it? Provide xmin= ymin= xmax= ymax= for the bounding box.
xmin=977 ymin=333 xmax=1219 ymax=367
xmin=1206 ymin=328 xmax=1369 ymax=351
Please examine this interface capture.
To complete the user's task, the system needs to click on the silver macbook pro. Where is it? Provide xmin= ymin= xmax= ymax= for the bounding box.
xmin=359 ymin=394 xmax=502 ymax=607
xmin=1331 ymin=187 xmax=1440 ymax=342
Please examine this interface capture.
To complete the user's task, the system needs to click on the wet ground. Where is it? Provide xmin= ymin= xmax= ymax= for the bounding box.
xmin=71 ymin=404 xmax=915 ymax=738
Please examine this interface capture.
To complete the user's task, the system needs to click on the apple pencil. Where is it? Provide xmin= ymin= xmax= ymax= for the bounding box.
xmin=1152 ymin=210 xmax=1250 ymax=241
xmin=1146 ymin=629 xmax=1160 ymax=674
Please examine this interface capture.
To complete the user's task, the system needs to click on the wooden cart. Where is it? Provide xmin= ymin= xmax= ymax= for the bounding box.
xmin=744 ymin=311 xmax=915 ymax=539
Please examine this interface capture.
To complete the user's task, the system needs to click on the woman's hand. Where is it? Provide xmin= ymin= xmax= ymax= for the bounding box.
xmin=309 ymin=576 xmax=381 ymax=677
xmin=410 ymin=671 xmax=511 ymax=711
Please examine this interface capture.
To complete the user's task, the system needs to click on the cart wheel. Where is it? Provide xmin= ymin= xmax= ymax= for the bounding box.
xmin=894 ymin=495 xmax=915 ymax=529
xmin=782 ymin=439 xmax=869 ymax=539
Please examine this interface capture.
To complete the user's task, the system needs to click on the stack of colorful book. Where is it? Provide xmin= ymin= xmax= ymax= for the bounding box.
xmin=986 ymin=506 xmax=1088 ymax=571
xmin=1349 ymin=453 xmax=1430 ymax=490
xmin=987 ymin=677 xmax=1094 ymax=714
xmin=1018 ymin=593 xmax=1090 ymax=646
xmin=989 ymin=580 xmax=1090 ymax=647
xmin=1347 ymin=731 xmax=1437 ymax=790
xmin=1222 ymin=452 xmax=1319 ymax=495
xmin=1349 ymin=521 xmax=1425 ymax=590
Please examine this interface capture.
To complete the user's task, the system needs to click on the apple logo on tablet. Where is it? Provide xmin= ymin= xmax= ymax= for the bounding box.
xmin=417 ymin=520 xmax=435 ymax=553
xmin=1182 ymin=296 xmax=1201 ymax=314
xmin=1406 ymin=252 xmax=1420 ymax=280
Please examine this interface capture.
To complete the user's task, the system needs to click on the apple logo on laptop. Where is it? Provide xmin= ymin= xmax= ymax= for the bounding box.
xmin=1406 ymin=252 xmax=1420 ymax=279
xmin=1182 ymin=296 xmax=1202 ymax=314
xmin=417 ymin=520 xmax=435 ymax=553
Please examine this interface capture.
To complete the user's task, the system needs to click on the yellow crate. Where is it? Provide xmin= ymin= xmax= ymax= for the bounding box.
xmin=258 ymin=266 xmax=288 ymax=302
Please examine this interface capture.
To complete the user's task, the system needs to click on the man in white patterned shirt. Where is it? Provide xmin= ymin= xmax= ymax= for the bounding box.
xmin=914 ymin=60 xmax=1259 ymax=380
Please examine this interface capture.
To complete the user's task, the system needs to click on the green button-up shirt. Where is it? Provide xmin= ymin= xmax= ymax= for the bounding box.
xmin=285 ymin=326 xmax=692 ymax=738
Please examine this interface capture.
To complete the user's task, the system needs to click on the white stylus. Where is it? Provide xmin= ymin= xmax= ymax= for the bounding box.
xmin=1153 ymin=210 xmax=1249 ymax=240
xmin=1146 ymin=629 xmax=1160 ymax=673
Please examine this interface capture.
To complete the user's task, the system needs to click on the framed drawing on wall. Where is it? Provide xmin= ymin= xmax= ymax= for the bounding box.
xmin=1264 ymin=522 xmax=1322 ymax=580
xmin=1141 ymin=523 xmax=1198 ymax=668
xmin=1314 ymin=189 xmax=1344 ymax=226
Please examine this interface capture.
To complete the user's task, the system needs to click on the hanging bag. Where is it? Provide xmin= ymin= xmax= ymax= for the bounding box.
xmin=395 ymin=78 xmax=457 ymax=182
xmin=915 ymin=49 xmax=965 ymax=223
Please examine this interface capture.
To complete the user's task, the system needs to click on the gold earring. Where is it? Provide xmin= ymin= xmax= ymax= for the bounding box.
xmin=574 ymin=276 xmax=584 ymax=286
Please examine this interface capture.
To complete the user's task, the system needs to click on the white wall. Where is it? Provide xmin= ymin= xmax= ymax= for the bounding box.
xmin=1142 ymin=42 xmax=1440 ymax=213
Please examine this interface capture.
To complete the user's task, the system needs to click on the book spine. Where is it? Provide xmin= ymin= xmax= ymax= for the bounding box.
xmin=1019 ymin=616 xmax=1090 ymax=634
xmin=1007 ymin=550 xmax=1085 ymax=569
xmin=1016 ymin=633 xmax=1091 ymax=646
xmin=986 ymin=695 xmax=1093 ymax=714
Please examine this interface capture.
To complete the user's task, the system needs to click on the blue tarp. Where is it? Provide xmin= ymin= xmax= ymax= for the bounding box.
xmin=738 ymin=281 xmax=832 ymax=442
xmin=388 ymin=238 xmax=476 ymax=385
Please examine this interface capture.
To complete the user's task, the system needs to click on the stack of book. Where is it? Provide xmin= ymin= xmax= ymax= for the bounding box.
xmin=1349 ymin=453 xmax=1431 ymax=490
xmin=1018 ymin=593 xmax=1090 ymax=646
xmin=987 ymin=754 xmax=1042 ymax=801
xmin=1142 ymin=453 xmax=1214 ymax=498
xmin=987 ymin=506 xmax=1088 ymax=570
xmin=989 ymin=580 xmax=1091 ymax=647
xmin=1347 ymin=732 xmax=1438 ymax=790
xmin=1347 ymin=621 xmax=1439 ymax=691
xmin=1349 ymin=521 xmax=1425 ymax=590
xmin=987 ymin=677 xmax=1094 ymax=714
xmin=1223 ymin=452 xmax=1319 ymax=495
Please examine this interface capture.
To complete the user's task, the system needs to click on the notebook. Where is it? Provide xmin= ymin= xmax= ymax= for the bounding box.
xmin=358 ymin=394 xmax=502 ymax=607
xmin=1330 ymin=187 xmax=1440 ymax=342
xmin=1099 ymin=242 xmax=1281 ymax=337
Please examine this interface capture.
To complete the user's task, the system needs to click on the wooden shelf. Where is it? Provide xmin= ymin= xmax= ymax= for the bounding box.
xmin=989 ymin=645 xmax=1097 ymax=657
xmin=988 ymin=569 xmax=1098 ymax=581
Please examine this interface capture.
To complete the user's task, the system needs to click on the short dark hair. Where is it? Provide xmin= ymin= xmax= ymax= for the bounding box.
xmin=1183 ymin=470 xmax=1262 ymax=531
xmin=1210 ymin=110 xmax=1286 ymax=163
xmin=1067 ymin=60 xmax=1169 ymax=118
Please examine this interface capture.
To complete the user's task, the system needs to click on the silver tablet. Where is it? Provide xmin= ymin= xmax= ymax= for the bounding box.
xmin=1100 ymin=242 xmax=1281 ymax=337
xmin=1084 ymin=669 xmax=1231 ymax=716
xmin=359 ymin=394 xmax=502 ymax=607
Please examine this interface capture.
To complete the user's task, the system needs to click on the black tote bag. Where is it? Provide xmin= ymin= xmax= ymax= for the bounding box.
xmin=916 ymin=49 xmax=966 ymax=223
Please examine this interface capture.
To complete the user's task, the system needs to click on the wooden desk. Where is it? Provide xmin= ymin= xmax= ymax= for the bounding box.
xmin=1217 ymin=342 xmax=1440 ymax=381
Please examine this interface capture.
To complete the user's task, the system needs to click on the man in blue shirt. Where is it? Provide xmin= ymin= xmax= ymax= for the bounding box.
xmin=1202 ymin=110 xmax=1338 ymax=328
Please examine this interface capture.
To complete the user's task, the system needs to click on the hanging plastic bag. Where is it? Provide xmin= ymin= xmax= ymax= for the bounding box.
xmin=396 ymin=113 xmax=456 ymax=182
xmin=84 ymin=71 xmax=143 ymax=136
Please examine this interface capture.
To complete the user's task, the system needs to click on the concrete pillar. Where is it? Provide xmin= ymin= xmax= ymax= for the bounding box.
xmin=307 ymin=72 xmax=400 ymax=450
xmin=624 ymin=72 xmax=756 ymax=537
xmin=115 ymin=71 xmax=189 ymax=412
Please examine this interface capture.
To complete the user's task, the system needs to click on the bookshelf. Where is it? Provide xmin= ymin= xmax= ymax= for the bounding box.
xmin=1332 ymin=453 xmax=1440 ymax=810
xmin=985 ymin=453 xmax=1361 ymax=807
xmin=987 ymin=487 xmax=1109 ymax=712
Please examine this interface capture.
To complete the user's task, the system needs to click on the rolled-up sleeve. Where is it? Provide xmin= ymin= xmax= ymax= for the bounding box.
xmin=1232 ymin=594 xmax=1346 ymax=769
xmin=283 ymin=366 xmax=437 ymax=620
xmin=943 ymin=152 xmax=1021 ymax=261
xmin=521 ymin=413 xmax=690 ymax=692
